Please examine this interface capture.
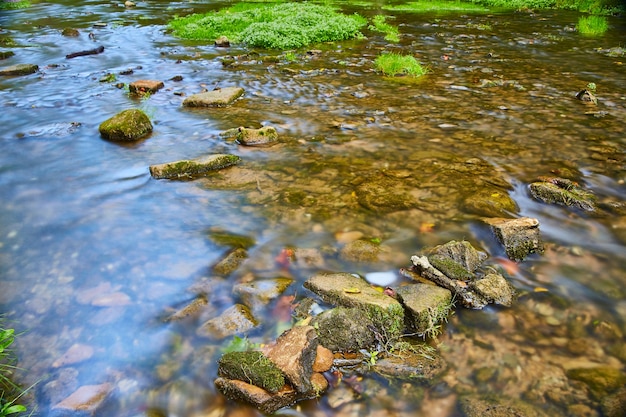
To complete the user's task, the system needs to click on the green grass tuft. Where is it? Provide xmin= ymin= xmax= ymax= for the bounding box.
xmin=169 ymin=2 xmax=367 ymax=49
xmin=577 ymin=15 xmax=609 ymax=35
xmin=369 ymin=15 xmax=400 ymax=42
xmin=375 ymin=52 xmax=428 ymax=77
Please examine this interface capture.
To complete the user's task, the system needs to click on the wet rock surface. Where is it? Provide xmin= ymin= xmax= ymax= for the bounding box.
xmin=485 ymin=217 xmax=544 ymax=261
xmin=529 ymin=177 xmax=598 ymax=212
xmin=236 ymin=126 xmax=279 ymax=146
xmin=0 ymin=63 xmax=38 ymax=76
xmin=129 ymin=79 xmax=164 ymax=95
xmin=182 ymin=86 xmax=245 ymax=107
xmin=149 ymin=154 xmax=240 ymax=180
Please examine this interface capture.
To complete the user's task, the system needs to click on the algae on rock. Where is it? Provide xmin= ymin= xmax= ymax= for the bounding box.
xmin=99 ymin=108 xmax=152 ymax=141
xmin=218 ymin=351 xmax=285 ymax=393
xmin=149 ymin=154 xmax=240 ymax=180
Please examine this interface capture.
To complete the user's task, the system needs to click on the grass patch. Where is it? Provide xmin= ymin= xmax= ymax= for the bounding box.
xmin=0 ymin=0 xmax=30 ymax=10
xmin=375 ymin=52 xmax=428 ymax=77
xmin=383 ymin=1 xmax=490 ymax=13
xmin=169 ymin=2 xmax=367 ymax=49
xmin=369 ymin=15 xmax=400 ymax=42
xmin=577 ymin=15 xmax=609 ymax=35
xmin=0 ymin=323 xmax=29 ymax=417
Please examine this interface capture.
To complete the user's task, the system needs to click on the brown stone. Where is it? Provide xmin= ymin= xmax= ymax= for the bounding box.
xmin=52 ymin=383 xmax=112 ymax=415
xmin=215 ymin=378 xmax=298 ymax=414
xmin=129 ymin=79 xmax=164 ymax=95
xmin=312 ymin=345 xmax=333 ymax=373
xmin=265 ymin=326 xmax=318 ymax=393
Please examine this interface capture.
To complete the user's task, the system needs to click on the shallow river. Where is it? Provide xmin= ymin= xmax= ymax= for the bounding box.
xmin=1 ymin=1 xmax=625 ymax=416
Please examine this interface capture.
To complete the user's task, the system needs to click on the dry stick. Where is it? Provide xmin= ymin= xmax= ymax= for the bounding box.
xmin=409 ymin=256 xmax=487 ymax=309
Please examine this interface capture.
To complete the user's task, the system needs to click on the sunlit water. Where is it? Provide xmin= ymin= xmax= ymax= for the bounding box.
xmin=1 ymin=1 xmax=625 ymax=416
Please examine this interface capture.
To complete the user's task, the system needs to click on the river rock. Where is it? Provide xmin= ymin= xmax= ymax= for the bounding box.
xmin=0 ymin=51 xmax=15 ymax=60
xmin=264 ymin=326 xmax=318 ymax=393
xmin=354 ymin=174 xmax=422 ymax=213
xmin=61 ymin=28 xmax=80 ymax=37
xmin=211 ymin=247 xmax=247 ymax=277
xmin=236 ymin=126 xmax=278 ymax=146
xmin=462 ymin=187 xmax=518 ymax=217
xmin=395 ymin=284 xmax=453 ymax=336
xmin=312 ymin=345 xmax=333 ymax=372
xmin=215 ymin=36 xmax=230 ymax=47
xmin=576 ymin=89 xmax=598 ymax=105
xmin=99 ymin=109 xmax=152 ymax=141
xmin=149 ymin=154 xmax=240 ymax=180
xmin=339 ymin=239 xmax=386 ymax=263
xmin=0 ymin=63 xmax=38 ymax=76
xmin=129 ymin=79 xmax=164 ymax=95
xmin=459 ymin=395 xmax=548 ymax=417
xmin=304 ymin=272 xmax=405 ymax=342
xmin=566 ymin=367 xmax=626 ymax=400
xmin=182 ymin=87 xmax=244 ymax=107
xmin=51 ymin=383 xmax=113 ymax=417
xmin=529 ymin=177 xmax=597 ymax=212
xmin=197 ymin=304 xmax=258 ymax=339
xmin=233 ymin=277 xmax=293 ymax=313
xmin=311 ymin=306 xmax=378 ymax=351
xmin=215 ymin=378 xmax=299 ymax=414
xmin=218 ymin=351 xmax=285 ymax=393
xmin=601 ymin=386 xmax=626 ymax=417
xmin=484 ymin=217 xmax=543 ymax=261
xmin=165 ymin=295 xmax=208 ymax=322
xmin=469 ymin=272 xmax=516 ymax=307
xmin=428 ymin=240 xmax=487 ymax=273
xmin=373 ymin=347 xmax=447 ymax=381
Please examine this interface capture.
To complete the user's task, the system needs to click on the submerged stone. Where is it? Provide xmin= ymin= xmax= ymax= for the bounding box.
xmin=304 ymin=272 xmax=405 ymax=342
xmin=183 ymin=87 xmax=244 ymax=107
xmin=51 ymin=383 xmax=112 ymax=416
xmin=0 ymin=63 xmax=38 ymax=76
xmin=0 ymin=51 xmax=14 ymax=60
xmin=566 ymin=367 xmax=626 ymax=399
xmin=459 ymin=395 xmax=548 ymax=417
xmin=236 ymin=126 xmax=279 ymax=146
xmin=149 ymin=154 xmax=240 ymax=180
xmin=215 ymin=378 xmax=298 ymax=414
xmin=395 ymin=283 xmax=453 ymax=335
xmin=373 ymin=347 xmax=447 ymax=381
xmin=265 ymin=326 xmax=318 ymax=394
xmin=339 ymin=239 xmax=384 ymax=263
xmin=165 ymin=295 xmax=208 ymax=322
xmin=99 ymin=108 xmax=152 ymax=141
xmin=197 ymin=304 xmax=258 ymax=339
xmin=233 ymin=277 xmax=293 ymax=313
xmin=529 ymin=177 xmax=597 ymax=212
xmin=218 ymin=351 xmax=285 ymax=393
xmin=354 ymin=174 xmax=421 ymax=213
xmin=485 ymin=216 xmax=543 ymax=261
xmin=462 ymin=187 xmax=518 ymax=217
xmin=61 ymin=28 xmax=80 ymax=37
xmin=211 ymin=247 xmax=248 ymax=277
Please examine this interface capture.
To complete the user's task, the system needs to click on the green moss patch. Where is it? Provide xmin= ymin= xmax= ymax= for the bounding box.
xmin=168 ymin=2 xmax=367 ymax=49
xmin=0 ymin=0 xmax=31 ymax=10
xmin=218 ymin=351 xmax=285 ymax=393
xmin=369 ymin=15 xmax=400 ymax=42
xmin=374 ymin=53 xmax=428 ymax=78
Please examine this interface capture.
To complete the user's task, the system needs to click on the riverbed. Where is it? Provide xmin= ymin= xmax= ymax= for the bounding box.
xmin=0 ymin=1 xmax=625 ymax=416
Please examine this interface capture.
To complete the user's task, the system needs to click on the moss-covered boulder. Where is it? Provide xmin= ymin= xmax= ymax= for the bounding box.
xmin=395 ymin=284 xmax=453 ymax=336
xmin=529 ymin=177 xmax=597 ymax=212
xmin=0 ymin=51 xmax=15 ymax=60
xmin=236 ymin=126 xmax=279 ymax=147
xmin=98 ymin=109 xmax=152 ymax=141
xmin=469 ymin=272 xmax=516 ymax=307
xmin=0 ymin=63 xmax=38 ymax=76
xmin=304 ymin=272 xmax=405 ymax=343
xmin=427 ymin=240 xmax=487 ymax=273
xmin=485 ymin=217 xmax=544 ymax=261
xmin=149 ymin=154 xmax=240 ymax=180
xmin=182 ymin=87 xmax=244 ymax=107
xmin=311 ymin=306 xmax=378 ymax=351
xmin=218 ymin=351 xmax=285 ymax=393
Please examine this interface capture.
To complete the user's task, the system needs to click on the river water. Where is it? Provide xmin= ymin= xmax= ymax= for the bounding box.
xmin=1 ymin=1 xmax=625 ymax=416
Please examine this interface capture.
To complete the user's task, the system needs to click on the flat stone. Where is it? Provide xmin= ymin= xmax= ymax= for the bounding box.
xmin=52 ymin=383 xmax=112 ymax=416
xmin=52 ymin=344 xmax=95 ymax=368
xmin=427 ymin=240 xmax=487 ymax=273
xmin=99 ymin=109 xmax=152 ymax=141
xmin=470 ymin=273 xmax=516 ymax=307
xmin=183 ymin=87 xmax=244 ymax=107
xmin=0 ymin=63 xmax=38 ymax=76
xmin=215 ymin=378 xmax=298 ymax=414
xmin=236 ymin=126 xmax=279 ymax=146
xmin=149 ymin=154 xmax=240 ymax=180
xmin=304 ymin=272 xmax=404 ymax=341
xmin=129 ymin=79 xmax=164 ymax=94
xmin=484 ymin=217 xmax=543 ymax=261
xmin=395 ymin=283 xmax=453 ymax=335
xmin=265 ymin=326 xmax=318 ymax=394
xmin=197 ymin=304 xmax=258 ymax=339
xmin=529 ymin=178 xmax=597 ymax=212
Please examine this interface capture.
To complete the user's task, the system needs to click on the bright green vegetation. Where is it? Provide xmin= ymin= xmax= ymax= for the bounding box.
xmin=218 ymin=351 xmax=285 ymax=393
xmin=381 ymin=0 xmax=622 ymax=14
xmin=169 ymin=2 xmax=367 ymax=49
xmin=383 ymin=1 xmax=489 ymax=13
xmin=0 ymin=325 xmax=28 ymax=417
xmin=0 ymin=0 xmax=30 ymax=10
xmin=374 ymin=53 xmax=428 ymax=77
xmin=577 ymin=15 xmax=609 ymax=35
xmin=369 ymin=15 xmax=400 ymax=42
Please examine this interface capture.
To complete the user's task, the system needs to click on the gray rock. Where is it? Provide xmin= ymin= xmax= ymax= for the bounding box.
xmin=0 ymin=63 xmax=38 ymax=76
xmin=311 ymin=306 xmax=378 ymax=351
xmin=470 ymin=273 xmax=516 ymax=307
xmin=485 ymin=217 xmax=543 ymax=261
xmin=395 ymin=284 xmax=453 ymax=336
xmin=197 ymin=304 xmax=258 ymax=339
xmin=529 ymin=177 xmax=597 ymax=212
xmin=236 ymin=126 xmax=279 ymax=146
xmin=98 ymin=109 xmax=152 ymax=141
xmin=182 ymin=87 xmax=244 ymax=107
xmin=428 ymin=240 xmax=487 ymax=273
xmin=265 ymin=326 xmax=318 ymax=394
xmin=149 ymin=154 xmax=240 ymax=180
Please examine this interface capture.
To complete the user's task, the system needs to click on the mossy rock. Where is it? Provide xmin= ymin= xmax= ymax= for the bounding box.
xmin=529 ymin=179 xmax=597 ymax=212
xmin=0 ymin=51 xmax=15 ymax=60
xmin=339 ymin=239 xmax=383 ymax=263
xmin=99 ymin=109 xmax=152 ymax=141
xmin=207 ymin=230 xmax=256 ymax=249
xmin=0 ymin=63 xmax=38 ymax=76
xmin=236 ymin=126 xmax=278 ymax=146
xmin=462 ymin=187 xmax=518 ymax=217
xmin=218 ymin=351 xmax=285 ymax=393
xmin=566 ymin=367 xmax=626 ymax=398
xmin=427 ymin=240 xmax=487 ymax=273
xmin=182 ymin=87 xmax=244 ymax=107
xmin=355 ymin=175 xmax=421 ymax=214
xmin=395 ymin=284 xmax=453 ymax=336
xmin=197 ymin=304 xmax=258 ymax=339
xmin=149 ymin=154 xmax=240 ymax=180
xmin=311 ymin=306 xmax=378 ymax=351
xmin=428 ymin=254 xmax=474 ymax=281
xmin=212 ymin=247 xmax=248 ymax=277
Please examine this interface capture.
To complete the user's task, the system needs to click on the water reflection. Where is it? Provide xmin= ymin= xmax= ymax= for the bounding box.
xmin=1 ymin=1 xmax=625 ymax=416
